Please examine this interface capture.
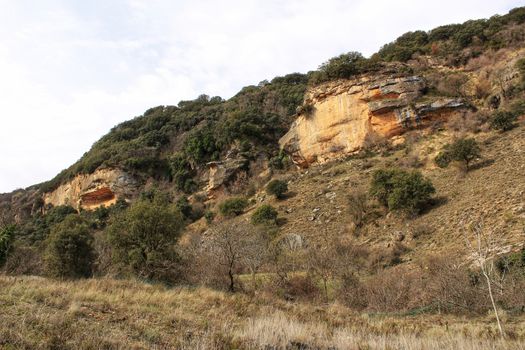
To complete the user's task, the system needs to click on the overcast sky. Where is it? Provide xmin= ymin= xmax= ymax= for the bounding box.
xmin=0 ymin=0 xmax=521 ymax=193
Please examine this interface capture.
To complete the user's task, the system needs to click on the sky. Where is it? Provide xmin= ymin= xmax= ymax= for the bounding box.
xmin=0 ymin=0 xmax=522 ymax=193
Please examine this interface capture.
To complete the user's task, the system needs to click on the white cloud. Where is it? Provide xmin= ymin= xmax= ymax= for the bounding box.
xmin=0 ymin=0 xmax=521 ymax=192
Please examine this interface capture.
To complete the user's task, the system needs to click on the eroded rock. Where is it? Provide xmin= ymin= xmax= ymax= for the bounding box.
xmin=43 ymin=168 xmax=139 ymax=210
xmin=280 ymin=74 xmax=468 ymax=167
xmin=205 ymin=157 xmax=248 ymax=195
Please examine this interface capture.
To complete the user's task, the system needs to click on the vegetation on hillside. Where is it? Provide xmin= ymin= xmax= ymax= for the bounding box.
xmin=2 ymin=6 xmax=525 ymax=348
xmin=374 ymin=7 xmax=525 ymax=64
xmin=39 ymin=74 xmax=308 ymax=194
xmin=32 ymin=6 xmax=525 ymax=198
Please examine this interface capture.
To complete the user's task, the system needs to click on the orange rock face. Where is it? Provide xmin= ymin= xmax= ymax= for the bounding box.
xmin=280 ymin=75 xmax=467 ymax=167
xmin=43 ymin=168 xmax=138 ymax=211
xmin=80 ymin=187 xmax=116 ymax=209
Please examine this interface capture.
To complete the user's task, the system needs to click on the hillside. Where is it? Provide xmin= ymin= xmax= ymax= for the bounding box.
xmin=2 ymin=6 xmax=525 ymax=350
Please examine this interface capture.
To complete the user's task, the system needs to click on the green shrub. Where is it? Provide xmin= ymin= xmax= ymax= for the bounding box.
xmin=183 ymin=126 xmax=219 ymax=164
xmin=376 ymin=30 xmax=429 ymax=62
xmin=0 ymin=225 xmax=16 ymax=266
xmin=310 ymin=51 xmax=381 ymax=84
xmin=269 ymin=150 xmax=290 ymax=170
xmin=490 ymin=111 xmax=518 ymax=131
xmin=434 ymin=150 xmax=452 ymax=168
xmin=448 ymin=138 xmax=481 ymax=170
xmin=266 ymin=179 xmax=288 ymax=199
xmin=176 ymin=197 xmax=193 ymax=219
xmin=170 ymin=154 xmax=197 ymax=193
xmin=44 ymin=215 xmax=94 ymax=278
xmin=370 ymin=169 xmax=435 ymax=214
xmin=251 ymin=205 xmax=278 ymax=225
xmin=435 ymin=138 xmax=481 ymax=170
xmin=318 ymin=51 xmax=366 ymax=79
xmin=107 ymin=198 xmax=184 ymax=281
xmin=218 ymin=197 xmax=249 ymax=217
xmin=204 ymin=210 xmax=215 ymax=224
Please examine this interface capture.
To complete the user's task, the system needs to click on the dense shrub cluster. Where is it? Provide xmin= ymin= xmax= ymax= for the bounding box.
xmin=218 ymin=197 xmax=249 ymax=217
xmin=251 ymin=204 xmax=278 ymax=225
xmin=308 ymin=52 xmax=382 ymax=84
xmin=40 ymin=74 xmax=308 ymax=194
xmin=490 ymin=110 xmax=518 ymax=131
xmin=369 ymin=169 xmax=435 ymax=214
xmin=0 ymin=225 xmax=15 ymax=266
xmin=373 ymin=7 xmax=525 ymax=64
xmin=44 ymin=215 xmax=94 ymax=278
xmin=107 ymin=197 xmax=184 ymax=281
xmin=268 ymin=151 xmax=291 ymax=170
xmin=266 ymin=179 xmax=288 ymax=199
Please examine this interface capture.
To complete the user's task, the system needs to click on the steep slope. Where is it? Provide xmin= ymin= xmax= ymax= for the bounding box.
xmin=280 ymin=72 xmax=466 ymax=166
xmin=253 ymin=123 xmax=525 ymax=260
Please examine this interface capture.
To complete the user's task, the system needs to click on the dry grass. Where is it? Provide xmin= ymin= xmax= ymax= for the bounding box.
xmin=1 ymin=276 xmax=525 ymax=349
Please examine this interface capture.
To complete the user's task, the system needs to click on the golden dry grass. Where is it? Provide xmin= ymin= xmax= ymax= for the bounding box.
xmin=1 ymin=276 xmax=525 ymax=349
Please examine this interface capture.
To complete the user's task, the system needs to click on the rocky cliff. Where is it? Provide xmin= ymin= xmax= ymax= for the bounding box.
xmin=43 ymin=168 xmax=139 ymax=211
xmin=279 ymin=74 xmax=468 ymax=167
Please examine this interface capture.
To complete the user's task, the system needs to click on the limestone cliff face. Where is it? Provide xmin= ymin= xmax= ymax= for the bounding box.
xmin=43 ymin=168 xmax=139 ymax=210
xmin=280 ymin=75 xmax=468 ymax=167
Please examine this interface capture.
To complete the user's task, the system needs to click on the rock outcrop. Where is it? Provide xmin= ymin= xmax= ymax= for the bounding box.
xmin=204 ymin=150 xmax=249 ymax=198
xmin=280 ymin=75 xmax=468 ymax=167
xmin=43 ymin=168 xmax=139 ymax=210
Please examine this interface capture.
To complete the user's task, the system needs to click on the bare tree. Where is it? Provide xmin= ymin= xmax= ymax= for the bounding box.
xmin=306 ymin=239 xmax=337 ymax=302
xmin=206 ymin=219 xmax=269 ymax=292
xmin=348 ymin=190 xmax=369 ymax=232
xmin=241 ymin=226 xmax=270 ymax=291
xmin=463 ymin=218 xmax=506 ymax=338
xmin=306 ymin=229 xmax=368 ymax=302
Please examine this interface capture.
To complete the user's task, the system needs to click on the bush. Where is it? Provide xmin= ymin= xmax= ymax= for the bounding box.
xmin=490 ymin=111 xmax=518 ymax=131
xmin=376 ymin=30 xmax=429 ymax=62
xmin=370 ymin=169 xmax=435 ymax=214
xmin=204 ymin=210 xmax=215 ymax=224
xmin=266 ymin=179 xmax=288 ymax=199
xmin=218 ymin=197 xmax=249 ymax=217
xmin=0 ymin=225 xmax=15 ymax=266
xmin=435 ymin=138 xmax=481 ymax=171
xmin=107 ymin=198 xmax=184 ymax=281
xmin=309 ymin=51 xmax=381 ymax=84
xmin=434 ymin=150 xmax=452 ymax=168
xmin=170 ymin=154 xmax=197 ymax=193
xmin=449 ymin=138 xmax=481 ymax=170
xmin=251 ymin=205 xmax=278 ymax=225
xmin=44 ymin=215 xmax=94 ymax=278
xmin=318 ymin=51 xmax=366 ymax=79
xmin=269 ymin=150 xmax=290 ymax=170
xmin=176 ymin=197 xmax=193 ymax=219
xmin=510 ymin=100 xmax=525 ymax=116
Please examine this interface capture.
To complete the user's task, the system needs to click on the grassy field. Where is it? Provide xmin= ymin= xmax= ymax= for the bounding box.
xmin=1 ymin=276 xmax=524 ymax=349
